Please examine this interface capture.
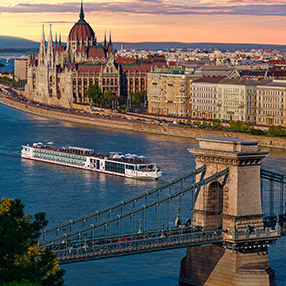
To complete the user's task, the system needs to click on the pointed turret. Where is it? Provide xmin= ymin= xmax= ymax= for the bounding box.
xmin=109 ymin=30 xmax=112 ymax=45
xmin=55 ymin=32 xmax=58 ymax=48
xmin=108 ymin=30 xmax=113 ymax=56
xmin=59 ymin=33 xmax=62 ymax=46
xmin=79 ymin=0 xmax=85 ymax=20
xmin=41 ymin=24 xmax=46 ymax=43
xmin=39 ymin=25 xmax=46 ymax=64
xmin=46 ymin=24 xmax=55 ymax=68
xmin=48 ymin=24 xmax=53 ymax=43
xmin=103 ymin=30 xmax=107 ymax=48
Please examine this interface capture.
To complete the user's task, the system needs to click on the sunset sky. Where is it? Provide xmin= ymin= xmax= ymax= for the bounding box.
xmin=0 ymin=0 xmax=285 ymax=44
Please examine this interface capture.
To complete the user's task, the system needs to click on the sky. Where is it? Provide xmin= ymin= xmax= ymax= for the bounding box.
xmin=0 ymin=0 xmax=285 ymax=44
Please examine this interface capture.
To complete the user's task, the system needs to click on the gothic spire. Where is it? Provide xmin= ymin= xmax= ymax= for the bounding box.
xmin=59 ymin=33 xmax=62 ymax=46
xmin=41 ymin=24 xmax=45 ymax=42
xmin=79 ymin=0 xmax=85 ymax=20
xmin=104 ymin=30 xmax=107 ymax=48
xmin=49 ymin=24 xmax=53 ymax=42
xmin=109 ymin=30 xmax=112 ymax=44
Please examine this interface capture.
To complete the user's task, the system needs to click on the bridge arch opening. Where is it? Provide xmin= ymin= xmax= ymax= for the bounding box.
xmin=205 ymin=181 xmax=223 ymax=230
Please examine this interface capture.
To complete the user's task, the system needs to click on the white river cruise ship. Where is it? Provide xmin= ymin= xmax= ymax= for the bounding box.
xmin=21 ymin=143 xmax=163 ymax=180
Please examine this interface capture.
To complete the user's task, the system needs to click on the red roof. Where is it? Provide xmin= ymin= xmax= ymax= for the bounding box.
xmin=116 ymin=57 xmax=137 ymax=64
xmin=76 ymin=46 xmax=87 ymax=54
xmin=88 ymin=47 xmax=106 ymax=58
xmin=121 ymin=63 xmax=152 ymax=73
xmin=69 ymin=19 xmax=95 ymax=42
xmin=77 ymin=65 xmax=102 ymax=73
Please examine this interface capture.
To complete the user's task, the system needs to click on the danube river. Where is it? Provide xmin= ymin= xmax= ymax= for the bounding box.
xmin=0 ymin=103 xmax=285 ymax=286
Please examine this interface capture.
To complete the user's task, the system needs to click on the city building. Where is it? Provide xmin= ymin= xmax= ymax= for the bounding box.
xmin=24 ymin=1 xmax=165 ymax=108
xmin=217 ymin=78 xmax=271 ymax=123
xmin=256 ymin=80 xmax=286 ymax=126
xmin=14 ymin=57 xmax=29 ymax=81
xmin=191 ymin=77 xmax=224 ymax=119
xmin=147 ymin=71 xmax=194 ymax=117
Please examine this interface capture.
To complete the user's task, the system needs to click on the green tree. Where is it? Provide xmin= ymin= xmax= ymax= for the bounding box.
xmin=84 ymin=83 xmax=101 ymax=106
xmin=229 ymin=120 xmax=252 ymax=132
xmin=250 ymin=128 xmax=264 ymax=135
xmin=212 ymin=119 xmax=222 ymax=128
xmin=0 ymin=198 xmax=64 ymax=286
xmin=268 ymin=125 xmax=286 ymax=136
xmin=131 ymin=91 xmax=146 ymax=106
xmin=100 ymin=90 xmax=116 ymax=108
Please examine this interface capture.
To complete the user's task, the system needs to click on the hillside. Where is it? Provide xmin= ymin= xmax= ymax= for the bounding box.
xmin=0 ymin=35 xmax=285 ymax=52
xmin=0 ymin=36 xmax=38 ymax=49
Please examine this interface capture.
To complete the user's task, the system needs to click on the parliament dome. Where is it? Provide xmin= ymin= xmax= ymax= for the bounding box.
xmin=68 ymin=1 xmax=95 ymax=42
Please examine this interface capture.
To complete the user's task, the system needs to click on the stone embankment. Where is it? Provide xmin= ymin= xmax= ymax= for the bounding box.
xmin=1 ymin=94 xmax=286 ymax=150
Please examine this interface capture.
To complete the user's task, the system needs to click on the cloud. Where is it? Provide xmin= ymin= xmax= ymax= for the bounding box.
xmin=0 ymin=1 xmax=285 ymax=17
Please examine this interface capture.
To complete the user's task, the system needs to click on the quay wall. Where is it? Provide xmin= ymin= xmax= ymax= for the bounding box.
xmin=1 ymin=94 xmax=286 ymax=150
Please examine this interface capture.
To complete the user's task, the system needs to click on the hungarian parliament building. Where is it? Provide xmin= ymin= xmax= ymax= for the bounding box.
xmin=24 ymin=1 xmax=165 ymax=108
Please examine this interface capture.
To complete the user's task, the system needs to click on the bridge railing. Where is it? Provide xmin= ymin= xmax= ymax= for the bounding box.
xmin=53 ymin=229 xmax=223 ymax=263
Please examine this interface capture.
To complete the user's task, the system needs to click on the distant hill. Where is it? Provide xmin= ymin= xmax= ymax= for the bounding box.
xmin=113 ymin=42 xmax=286 ymax=51
xmin=0 ymin=36 xmax=285 ymax=52
xmin=0 ymin=36 xmax=39 ymax=50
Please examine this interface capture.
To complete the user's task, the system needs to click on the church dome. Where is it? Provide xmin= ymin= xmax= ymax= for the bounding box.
xmin=68 ymin=1 xmax=95 ymax=42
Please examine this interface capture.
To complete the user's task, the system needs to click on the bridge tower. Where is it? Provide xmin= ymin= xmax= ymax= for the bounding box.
xmin=180 ymin=137 xmax=279 ymax=286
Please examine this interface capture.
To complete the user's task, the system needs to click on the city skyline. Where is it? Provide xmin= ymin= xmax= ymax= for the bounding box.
xmin=0 ymin=0 xmax=285 ymax=45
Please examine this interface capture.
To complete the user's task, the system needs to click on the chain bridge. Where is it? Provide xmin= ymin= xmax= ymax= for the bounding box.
xmin=40 ymin=138 xmax=286 ymax=277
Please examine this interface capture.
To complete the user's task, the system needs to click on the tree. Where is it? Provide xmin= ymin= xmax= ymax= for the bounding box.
xmin=131 ymin=91 xmax=146 ymax=106
xmin=84 ymin=83 xmax=101 ymax=106
xmin=0 ymin=198 xmax=65 ymax=286
xmin=212 ymin=119 xmax=222 ymax=128
xmin=268 ymin=125 xmax=286 ymax=137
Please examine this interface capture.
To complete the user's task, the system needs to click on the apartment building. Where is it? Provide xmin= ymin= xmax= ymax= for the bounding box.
xmin=216 ymin=79 xmax=270 ymax=123
xmin=256 ymin=80 xmax=286 ymax=126
xmin=14 ymin=57 xmax=29 ymax=81
xmin=191 ymin=77 xmax=224 ymax=119
xmin=147 ymin=71 xmax=194 ymax=117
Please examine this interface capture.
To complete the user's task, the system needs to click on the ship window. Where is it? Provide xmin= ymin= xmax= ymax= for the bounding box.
xmin=105 ymin=161 xmax=125 ymax=174
xmin=126 ymin=165 xmax=135 ymax=170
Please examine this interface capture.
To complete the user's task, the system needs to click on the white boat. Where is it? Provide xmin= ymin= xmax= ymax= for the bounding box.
xmin=21 ymin=143 xmax=163 ymax=180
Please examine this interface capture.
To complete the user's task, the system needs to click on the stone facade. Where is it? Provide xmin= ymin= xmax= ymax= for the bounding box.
xmin=217 ymin=79 xmax=261 ymax=123
xmin=191 ymin=77 xmax=224 ymax=119
xmin=180 ymin=137 xmax=279 ymax=286
xmin=14 ymin=57 xmax=29 ymax=81
xmin=256 ymin=80 xmax=286 ymax=126
xmin=189 ymin=137 xmax=267 ymax=233
xmin=147 ymin=72 xmax=194 ymax=117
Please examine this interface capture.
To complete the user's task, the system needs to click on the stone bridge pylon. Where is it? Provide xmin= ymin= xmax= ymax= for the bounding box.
xmin=180 ymin=137 xmax=280 ymax=286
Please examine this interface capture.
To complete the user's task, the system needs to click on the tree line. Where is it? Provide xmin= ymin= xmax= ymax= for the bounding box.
xmin=84 ymin=83 xmax=146 ymax=108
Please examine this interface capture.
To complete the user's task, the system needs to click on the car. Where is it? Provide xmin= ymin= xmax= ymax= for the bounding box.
xmin=118 ymin=237 xmax=130 ymax=243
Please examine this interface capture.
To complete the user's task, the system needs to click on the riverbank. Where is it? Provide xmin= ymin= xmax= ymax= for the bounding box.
xmin=1 ymin=93 xmax=286 ymax=150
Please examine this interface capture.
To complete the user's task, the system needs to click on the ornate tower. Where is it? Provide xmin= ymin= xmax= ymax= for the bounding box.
xmin=68 ymin=0 xmax=95 ymax=53
xmin=39 ymin=25 xmax=46 ymax=64
xmin=180 ymin=137 xmax=279 ymax=286
xmin=46 ymin=24 xmax=55 ymax=68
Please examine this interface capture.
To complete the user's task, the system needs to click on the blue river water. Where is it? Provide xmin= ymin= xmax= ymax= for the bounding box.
xmin=0 ymin=57 xmax=15 ymax=74
xmin=0 ymin=103 xmax=285 ymax=286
